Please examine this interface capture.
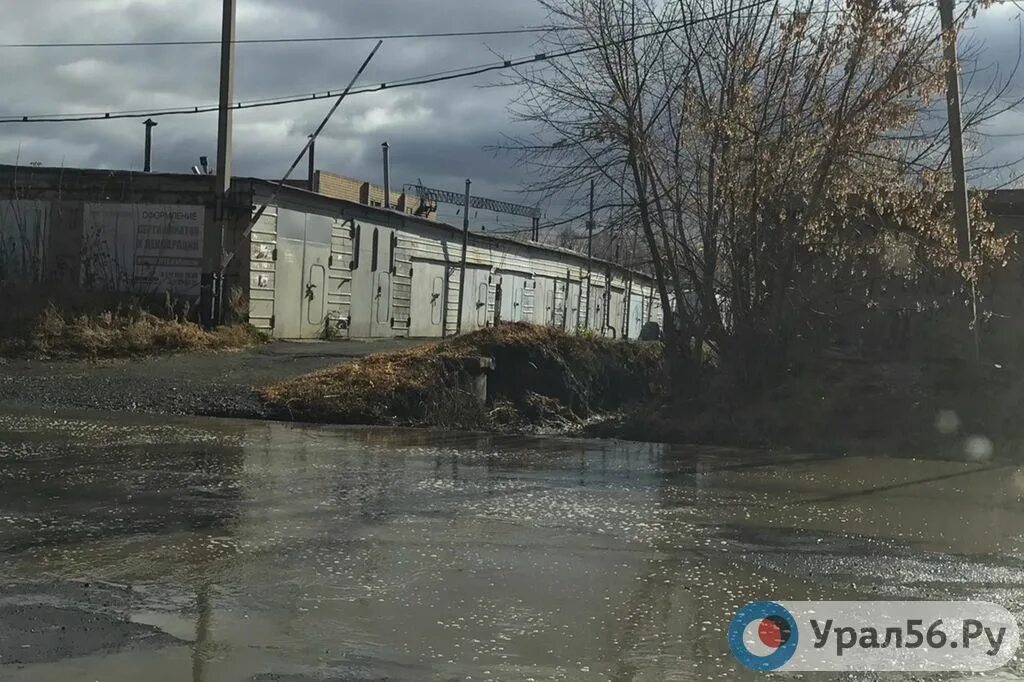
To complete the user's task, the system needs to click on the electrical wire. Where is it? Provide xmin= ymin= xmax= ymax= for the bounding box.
xmin=0 ymin=0 xmax=777 ymax=124
xmin=0 ymin=26 xmax=569 ymax=49
xmin=2 ymin=1 xmax=940 ymax=50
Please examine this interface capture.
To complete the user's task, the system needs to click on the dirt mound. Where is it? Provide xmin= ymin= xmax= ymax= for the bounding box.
xmin=260 ymin=323 xmax=664 ymax=430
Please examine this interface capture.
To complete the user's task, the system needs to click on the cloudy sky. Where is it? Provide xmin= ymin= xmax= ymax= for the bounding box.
xmin=0 ymin=0 xmax=558 ymax=231
xmin=1 ymin=1 xmax=1024 ymax=234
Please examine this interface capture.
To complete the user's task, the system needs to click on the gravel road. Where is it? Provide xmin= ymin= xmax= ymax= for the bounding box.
xmin=0 ymin=338 xmax=427 ymax=419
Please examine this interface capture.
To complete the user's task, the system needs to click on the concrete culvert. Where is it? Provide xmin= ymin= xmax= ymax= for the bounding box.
xmin=639 ymin=321 xmax=661 ymax=341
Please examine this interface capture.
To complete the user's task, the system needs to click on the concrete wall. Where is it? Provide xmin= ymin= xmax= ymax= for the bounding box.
xmin=0 ymin=199 xmax=49 ymax=283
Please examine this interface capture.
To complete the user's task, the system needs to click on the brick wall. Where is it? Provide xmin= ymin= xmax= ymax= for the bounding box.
xmin=315 ymin=170 xmax=436 ymax=220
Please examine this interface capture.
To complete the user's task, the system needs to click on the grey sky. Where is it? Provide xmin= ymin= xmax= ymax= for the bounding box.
xmin=0 ymin=0 xmax=554 ymax=230
xmin=1 ymin=1 xmax=1024 ymax=234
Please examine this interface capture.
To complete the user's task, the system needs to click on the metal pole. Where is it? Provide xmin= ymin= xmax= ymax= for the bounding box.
xmin=382 ymin=142 xmax=391 ymax=208
xmin=307 ymin=134 xmax=316 ymax=190
xmin=456 ymin=178 xmax=471 ymax=334
xmin=224 ymin=41 xmax=382 ymax=270
xmin=215 ymin=0 xmax=236 ymax=198
xmin=938 ymin=0 xmax=979 ymax=360
xmin=584 ymin=178 xmax=594 ymax=328
xmin=564 ymin=269 xmax=571 ymax=331
xmin=142 ymin=119 xmax=157 ymax=172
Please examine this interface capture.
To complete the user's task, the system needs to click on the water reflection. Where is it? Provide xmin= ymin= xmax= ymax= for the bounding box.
xmin=0 ymin=408 xmax=1023 ymax=681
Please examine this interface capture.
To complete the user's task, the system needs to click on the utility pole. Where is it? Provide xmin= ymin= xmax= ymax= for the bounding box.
xmin=307 ymin=134 xmax=316 ymax=190
xmin=456 ymin=179 xmax=471 ymax=334
xmin=938 ymin=0 xmax=980 ymax=360
xmin=142 ymin=119 xmax=157 ymax=172
xmin=208 ymin=0 xmax=236 ymax=325
xmin=215 ymin=0 xmax=236 ymax=199
xmin=584 ymin=178 xmax=594 ymax=329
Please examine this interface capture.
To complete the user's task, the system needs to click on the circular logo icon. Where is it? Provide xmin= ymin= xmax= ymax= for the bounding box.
xmin=728 ymin=601 xmax=799 ymax=671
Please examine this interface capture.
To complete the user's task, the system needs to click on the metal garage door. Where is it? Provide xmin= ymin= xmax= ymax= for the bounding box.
xmin=273 ymin=209 xmax=330 ymax=340
xmin=410 ymin=261 xmax=447 ymax=337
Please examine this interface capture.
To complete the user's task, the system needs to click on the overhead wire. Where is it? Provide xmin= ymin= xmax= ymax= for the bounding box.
xmin=0 ymin=0 xmax=779 ymax=124
xmin=1 ymin=1 xmax=940 ymax=50
xmin=0 ymin=26 xmax=571 ymax=49
xmin=0 ymin=0 xmax=975 ymax=246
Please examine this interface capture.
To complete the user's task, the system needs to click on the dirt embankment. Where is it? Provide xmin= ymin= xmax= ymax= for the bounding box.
xmin=4 ymin=286 xmax=1005 ymax=458
xmin=260 ymin=323 xmax=664 ymax=431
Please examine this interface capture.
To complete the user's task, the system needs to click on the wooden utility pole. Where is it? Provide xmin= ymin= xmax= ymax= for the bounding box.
xmin=208 ymin=0 xmax=237 ymax=324
xmin=939 ymin=0 xmax=980 ymax=359
xmin=215 ymin=0 xmax=236 ymax=199
xmin=456 ymin=179 xmax=471 ymax=334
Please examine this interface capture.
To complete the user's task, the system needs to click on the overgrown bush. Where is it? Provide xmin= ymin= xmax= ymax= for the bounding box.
xmin=0 ymin=284 xmax=266 ymax=358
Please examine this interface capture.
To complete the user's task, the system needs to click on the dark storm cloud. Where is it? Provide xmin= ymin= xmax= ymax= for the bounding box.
xmin=0 ymin=0 xmax=551 ymax=218
xmin=4 ymin=0 xmax=1024 ymax=225
xmin=960 ymin=5 xmax=1024 ymax=186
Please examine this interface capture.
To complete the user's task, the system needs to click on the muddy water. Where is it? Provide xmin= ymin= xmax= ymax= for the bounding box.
xmin=1 ymin=408 xmax=1023 ymax=681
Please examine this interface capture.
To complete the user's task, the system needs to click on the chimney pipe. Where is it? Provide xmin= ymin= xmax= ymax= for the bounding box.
xmin=381 ymin=142 xmax=391 ymax=209
xmin=307 ymin=134 xmax=316 ymax=191
xmin=142 ymin=119 xmax=158 ymax=172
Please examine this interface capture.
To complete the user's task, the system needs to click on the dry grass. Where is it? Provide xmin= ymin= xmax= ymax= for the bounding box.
xmin=0 ymin=298 xmax=267 ymax=358
xmin=261 ymin=322 xmax=664 ymax=429
xmin=261 ymin=341 xmax=473 ymax=426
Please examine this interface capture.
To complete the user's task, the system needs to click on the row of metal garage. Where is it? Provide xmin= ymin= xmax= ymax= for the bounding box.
xmin=0 ymin=165 xmax=663 ymax=341
xmin=246 ymin=182 xmax=663 ymax=340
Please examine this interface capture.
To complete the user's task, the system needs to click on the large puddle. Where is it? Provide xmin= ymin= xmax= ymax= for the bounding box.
xmin=1 ymin=408 xmax=1023 ymax=680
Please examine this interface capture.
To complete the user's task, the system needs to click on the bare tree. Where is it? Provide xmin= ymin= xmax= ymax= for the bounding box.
xmin=507 ymin=0 xmax=1016 ymax=388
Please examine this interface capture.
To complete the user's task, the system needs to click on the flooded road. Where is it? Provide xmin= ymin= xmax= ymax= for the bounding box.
xmin=1 ymin=408 xmax=1023 ymax=680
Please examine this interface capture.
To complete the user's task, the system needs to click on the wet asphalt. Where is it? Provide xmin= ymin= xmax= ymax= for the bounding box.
xmin=1 ymin=407 xmax=1023 ymax=680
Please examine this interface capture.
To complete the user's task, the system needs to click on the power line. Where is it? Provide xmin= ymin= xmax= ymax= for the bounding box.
xmin=2 ymin=2 xmax=941 ymax=50
xmin=0 ymin=0 xmax=777 ymax=124
xmin=0 ymin=17 xmax=756 ymax=50
xmin=0 ymin=26 xmax=567 ymax=49
xmin=478 ymin=202 xmax=634 ymax=236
